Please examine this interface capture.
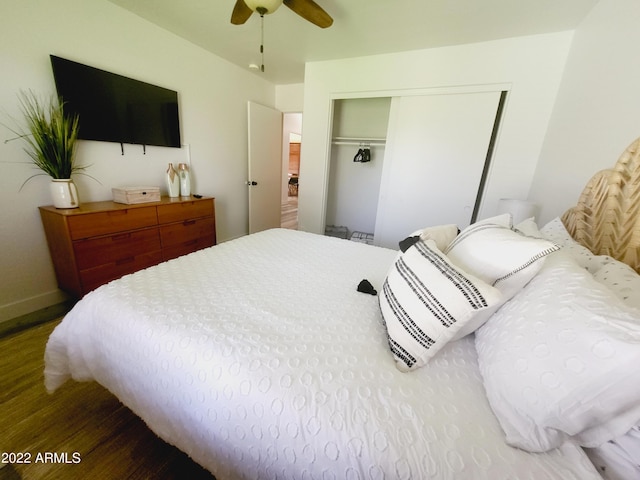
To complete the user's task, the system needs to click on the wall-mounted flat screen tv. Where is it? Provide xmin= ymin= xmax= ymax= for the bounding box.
xmin=50 ymin=55 xmax=181 ymax=148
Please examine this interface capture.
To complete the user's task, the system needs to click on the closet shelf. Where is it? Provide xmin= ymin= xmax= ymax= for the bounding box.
xmin=331 ymin=136 xmax=386 ymax=147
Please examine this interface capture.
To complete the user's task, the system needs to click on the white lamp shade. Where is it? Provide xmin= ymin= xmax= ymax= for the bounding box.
xmin=244 ymin=0 xmax=284 ymax=14
xmin=497 ymin=198 xmax=539 ymax=224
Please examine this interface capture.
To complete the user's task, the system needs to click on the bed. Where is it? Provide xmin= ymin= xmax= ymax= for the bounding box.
xmin=44 ymin=137 xmax=640 ymax=479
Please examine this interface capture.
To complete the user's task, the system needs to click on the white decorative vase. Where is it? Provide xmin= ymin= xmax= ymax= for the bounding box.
xmin=178 ymin=163 xmax=191 ymax=197
xmin=166 ymin=163 xmax=180 ymax=197
xmin=50 ymin=179 xmax=79 ymax=209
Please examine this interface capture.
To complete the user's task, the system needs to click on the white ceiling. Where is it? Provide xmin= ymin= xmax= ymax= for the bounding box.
xmin=108 ymin=0 xmax=600 ymax=85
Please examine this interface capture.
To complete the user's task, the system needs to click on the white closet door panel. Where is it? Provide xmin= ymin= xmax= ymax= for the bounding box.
xmin=374 ymin=92 xmax=501 ymax=249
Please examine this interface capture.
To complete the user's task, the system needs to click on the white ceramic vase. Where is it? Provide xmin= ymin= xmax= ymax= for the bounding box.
xmin=178 ymin=163 xmax=191 ymax=197
xmin=166 ymin=163 xmax=180 ymax=197
xmin=50 ymin=179 xmax=79 ymax=209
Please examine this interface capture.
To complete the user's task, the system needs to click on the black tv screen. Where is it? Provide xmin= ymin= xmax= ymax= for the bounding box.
xmin=50 ymin=55 xmax=181 ymax=148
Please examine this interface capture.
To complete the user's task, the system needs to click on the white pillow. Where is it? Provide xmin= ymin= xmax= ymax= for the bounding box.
xmin=406 ymin=223 xmax=459 ymax=252
xmin=445 ymin=222 xmax=559 ymax=287
xmin=379 ymin=239 xmax=501 ymax=372
xmin=513 ymin=217 xmax=542 ymax=238
xmin=540 ymin=217 xmax=612 ymax=274
xmin=584 ymin=425 xmax=640 ymax=480
xmin=474 ymin=212 xmax=513 ymax=228
xmin=402 ymin=213 xmax=512 ymax=253
xmin=476 ymin=252 xmax=640 ymax=452
xmin=593 ymin=259 xmax=640 ymax=311
xmin=444 ymin=221 xmax=559 ymax=339
xmin=539 ymin=216 xmax=575 ymax=245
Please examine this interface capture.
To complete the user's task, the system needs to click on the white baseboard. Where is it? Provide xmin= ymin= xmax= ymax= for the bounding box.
xmin=0 ymin=289 xmax=70 ymax=324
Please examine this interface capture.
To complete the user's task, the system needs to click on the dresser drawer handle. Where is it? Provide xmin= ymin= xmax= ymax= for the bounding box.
xmin=115 ymin=257 xmax=135 ymax=265
xmin=183 ymin=220 xmax=196 ymax=226
xmin=111 ymin=233 xmax=132 ymax=241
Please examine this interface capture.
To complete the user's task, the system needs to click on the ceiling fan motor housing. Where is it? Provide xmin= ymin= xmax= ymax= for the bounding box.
xmin=244 ymin=0 xmax=284 ymax=14
xmin=231 ymin=0 xmax=333 ymax=29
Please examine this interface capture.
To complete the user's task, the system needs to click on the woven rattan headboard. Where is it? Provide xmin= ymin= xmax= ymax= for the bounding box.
xmin=561 ymin=137 xmax=640 ymax=273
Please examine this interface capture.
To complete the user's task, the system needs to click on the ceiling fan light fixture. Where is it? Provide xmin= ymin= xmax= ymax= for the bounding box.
xmin=244 ymin=0 xmax=284 ymax=15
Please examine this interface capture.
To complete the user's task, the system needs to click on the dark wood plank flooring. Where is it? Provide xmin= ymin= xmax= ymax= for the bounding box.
xmin=0 ymin=319 xmax=215 ymax=480
xmin=281 ymin=196 xmax=298 ymax=230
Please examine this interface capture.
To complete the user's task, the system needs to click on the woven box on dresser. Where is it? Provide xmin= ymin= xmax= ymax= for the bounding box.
xmin=112 ymin=186 xmax=161 ymax=204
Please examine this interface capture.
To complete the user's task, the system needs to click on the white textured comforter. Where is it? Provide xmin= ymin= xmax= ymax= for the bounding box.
xmin=45 ymin=229 xmax=600 ymax=479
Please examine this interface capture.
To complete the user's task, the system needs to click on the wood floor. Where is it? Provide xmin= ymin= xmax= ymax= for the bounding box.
xmin=281 ymin=195 xmax=298 ymax=230
xmin=0 ymin=319 xmax=215 ymax=480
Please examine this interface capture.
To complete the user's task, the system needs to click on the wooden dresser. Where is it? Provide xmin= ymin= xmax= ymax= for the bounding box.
xmin=39 ymin=196 xmax=216 ymax=297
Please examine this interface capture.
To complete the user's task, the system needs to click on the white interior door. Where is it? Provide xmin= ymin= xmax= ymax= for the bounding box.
xmin=374 ymin=92 xmax=502 ymax=248
xmin=248 ymin=101 xmax=283 ymax=234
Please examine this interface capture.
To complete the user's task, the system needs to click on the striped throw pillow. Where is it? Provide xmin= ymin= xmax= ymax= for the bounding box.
xmin=379 ymin=239 xmax=501 ymax=372
xmin=444 ymin=222 xmax=560 ymax=340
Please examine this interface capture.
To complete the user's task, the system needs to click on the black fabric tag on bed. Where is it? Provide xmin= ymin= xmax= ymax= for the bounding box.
xmin=399 ymin=235 xmax=420 ymax=253
xmin=357 ymin=279 xmax=377 ymax=296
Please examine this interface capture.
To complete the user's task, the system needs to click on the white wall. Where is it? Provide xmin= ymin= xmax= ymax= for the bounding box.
xmin=530 ymin=0 xmax=640 ymax=224
xmin=0 ymin=0 xmax=275 ymax=322
xmin=298 ymin=33 xmax=574 ymax=235
xmin=275 ymin=84 xmax=304 ymax=113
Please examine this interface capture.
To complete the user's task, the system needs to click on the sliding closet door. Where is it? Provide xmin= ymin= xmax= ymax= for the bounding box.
xmin=373 ymin=92 xmax=502 ymax=249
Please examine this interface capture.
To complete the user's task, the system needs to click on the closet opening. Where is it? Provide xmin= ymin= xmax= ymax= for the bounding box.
xmin=324 ymin=87 xmax=507 ymax=249
xmin=324 ymin=97 xmax=391 ymax=244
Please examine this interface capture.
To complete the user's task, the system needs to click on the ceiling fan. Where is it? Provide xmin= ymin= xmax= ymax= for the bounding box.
xmin=231 ymin=0 xmax=333 ymax=28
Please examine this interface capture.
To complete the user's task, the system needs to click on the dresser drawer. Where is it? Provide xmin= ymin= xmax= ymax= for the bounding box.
xmin=162 ymin=237 xmax=215 ymax=262
xmin=73 ymin=227 xmax=161 ymax=270
xmin=159 ymin=216 xmax=215 ymax=249
xmin=79 ymin=250 xmax=163 ymax=293
xmin=157 ymin=199 xmax=214 ymax=224
xmin=68 ymin=206 xmax=158 ymax=240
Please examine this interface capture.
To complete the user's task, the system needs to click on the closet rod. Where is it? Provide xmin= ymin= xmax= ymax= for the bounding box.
xmin=332 ymin=141 xmax=386 ymax=146
xmin=331 ymin=136 xmax=386 ymax=147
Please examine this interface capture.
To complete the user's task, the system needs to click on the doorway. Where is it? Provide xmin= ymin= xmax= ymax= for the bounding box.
xmin=325 ymin=98 xmax=390 ymax=242
xmin=281 ymin=113 xmax=302 ymax=230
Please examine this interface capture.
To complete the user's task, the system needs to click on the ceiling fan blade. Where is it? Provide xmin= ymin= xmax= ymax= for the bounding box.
xmin=283 ymin=0 xmax=333 ymax=28
xmin=231 ymin=0 xmax=253 ymax=25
